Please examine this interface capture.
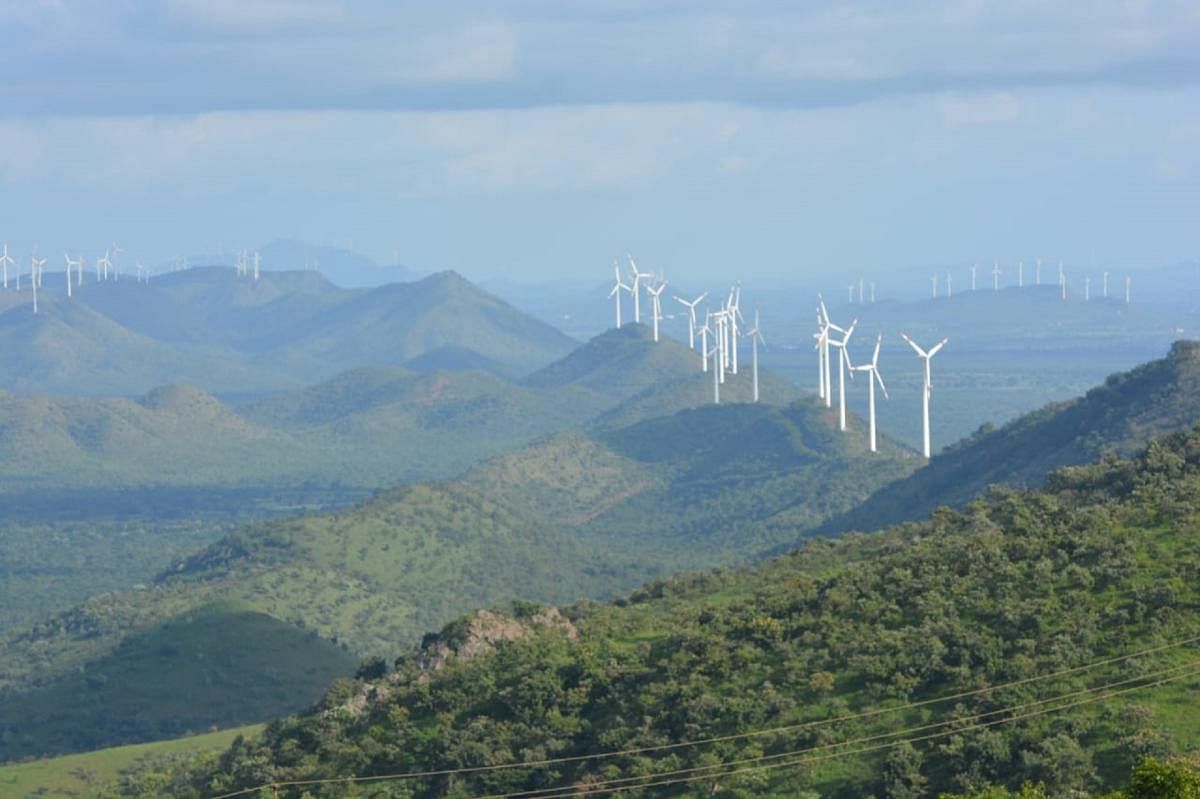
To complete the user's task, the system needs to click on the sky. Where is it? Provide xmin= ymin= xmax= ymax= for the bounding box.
xmin=0 ymin=1 xmax=1198 ymax=282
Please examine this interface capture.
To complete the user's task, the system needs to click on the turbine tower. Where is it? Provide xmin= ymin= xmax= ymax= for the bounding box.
xmin=745 ymin=310 xmax=765 ymax=403
xmin=647 ymin=279 xmax=667 ymax=342
xmin=1018 ymin=261 xmax=1024 ymax=288
xmin=63 ymin=253 xmax=83 ymax=298
xmin=1125 ymin=275 xmax=1132 ymax=304
xmin=1036 ymin=258 xmax=1042 ymax=286
xmin=829 ymin=318 xmax=857 ymax=431
xmin=627 ymin=255 xmax=652 ymax=324
xmin=900 ymin=332 xmax=948 ymax=459
xmin=991 ymin=262 xmax=1001 ymax=291
xmin=31 ymin=256 xmax=45 ymax=313
xmin=930 ymin=274 xmax=937 ymax=299
xmin=1103 ymin=271 xmax=1110 ymax=299
xmin=608 ymin=261 xmax=630 ymax=328
xmin=817 ymin=297 xmax=837 ymax=407
xmin=673 ymin=292 xmax=706 ymax=349
xmin=1084 ymin=275 xmax=1091 ymax=301
xmin=945 ymin=271 xmax=952 ymax=298
xmin=699 ymin=311 xmax=712 ymax=373
xmin=970 ymin=264 xmax=978 ymax=291
xmin=851 ymin=333 xmax=889 ymax=453
xmin=813 ymin=308 xmax=827 ymax=401
xmin=0 ymin=242 xmax=13 ymax=289
xmin=97 ymin=249 xmax=111 ymax=281
xmin=253 ymin=251 xmax=261 ymax=281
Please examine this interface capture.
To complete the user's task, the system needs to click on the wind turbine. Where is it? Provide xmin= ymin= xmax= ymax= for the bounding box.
xmin=900 ymin=332 xmax=948 ymax=459
xmin=817 ymin=297 xmax=837 ymax=407
xmin=673 ymin=292 xmax=706 ymax=349
xmin=1018 ymin=261 xmax=1024 ymax=288
xmin=745 ymin=310 xmax=765 ymax=403
xmin=858 ymin=279 xmax=864 ymax=304
xmin=1036 ymin=258 xmax=1042 ymax=286
xmin=970 ymin=264 xmax=978 ymax=291
xmin=1103 ymin=271 xmax=1110 ymax=299
xmin=647 ymin=279 xmax=667 ymax=342
xmin=111 ymin=243 xmax=123 ymax=280
xmin=1125 ymin=275 xmax=1132 ymax=304
xmin=608 ymin=261 xmax=630 ymax=328
xmin=848 ymin=284 xmax=855 ymax=304
xmin=728 ymin=285 xmax=743 ymax=375
xmin=708 ymin=335 xmax=720 ymax=404
xmin=829 ymin=318 xmax=857 ymax=431
xmin=97 ymin=249 xmax=111 ymax=281
xmin=627 ymin=255 xmax=652 ymax=324
xmin=813 ymin=308 xmax=828 ymax=401
xmin=700 ymin=311 xmax=713 ymax=373
xmin=0 ymin=242 xmax=12 ymax=289
xmin=991 ymin=262 xmax=1002 ymax=291
xmin=930 ymin=274 xmax=937 ymax=299
xmin=253 ymin=251 xmax=261 ymax=281
xmin=63 ymin=253 xmax=82 ymax=298
xmin=945 ymin=271 xmax=953 ymax=298
xmin=1084 ymin=275 xmax=1091 ymax=301
xmin=851 ymin=333 xmax=888 ymax=453
xmin=31 ymin=256 xmax=45 ymax=313
xmin=869 ymin=282 xmax=876 ymax=303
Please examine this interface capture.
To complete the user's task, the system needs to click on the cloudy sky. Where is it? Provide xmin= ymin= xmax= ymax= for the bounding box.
xmin=1 ymin=1 xmax=1198 ymax=281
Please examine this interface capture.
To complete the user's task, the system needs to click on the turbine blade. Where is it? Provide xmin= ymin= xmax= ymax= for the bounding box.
xmin=875 ymin=370 xmax=889 ymax=399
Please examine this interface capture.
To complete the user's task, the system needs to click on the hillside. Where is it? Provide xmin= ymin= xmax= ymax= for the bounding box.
xmin=820 ymin=339 xmax=1200 ymax=535
xmin=466 ymin=399 xmax=916 ymax=560
xmin=1 ymin=268 xmax=577 ymax=396
xmin=158 ymin=426 xmax=1200 ymax=798
xmin=0 ymin=482 xmax=650 ymax=761
xmin=0 ymin=394 xmax=906 ymax=761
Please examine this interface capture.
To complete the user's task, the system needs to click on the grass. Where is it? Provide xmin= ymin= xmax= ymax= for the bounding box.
xmin=0 ymin=724 xmax=261 ymax=798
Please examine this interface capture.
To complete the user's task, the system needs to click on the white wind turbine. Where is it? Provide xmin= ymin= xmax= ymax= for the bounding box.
xmin=745 ymin=310 xmax=765 ymax=403
xmin=1036 ymin=258 xmax=1042 ymax=286
xmin=1125 ymin=275 xmax=1132 ymax=304
xmin=970 ymin=264 xmax=978 ymax=291
xmin=0 ymin=242 xmax=13 ymax=289
xmin=728 ymin=285 xmax=743 ymax=375
xmin=1018 ymin=261 xmax=1024 ymax=288
xmin=817 ymin=297 xmax=836 ymax=407
xmin=708 ymin=333 xmax=721 ymax=404
xmin=1103 ymin=271 xmax=1110 ymax=299
xmin=930 ymin=274 xmax=938 ymax=299
xmin=900 ymin=332 xmax=948 ymax=459
xmin=829 ymin=317 xmax=857 ymax=431
xmin=97 ymin=249 xmax=111 ymax=281
xmin=253 ymin=251 xmax=261 ymax=281
xmin=813 ymin=309 xmax=827 ymax=402
xmin=627 ymin=255 xmax=653 ymax=324
xmin=991 ymin=262 xmax=1002 ymax=291
xmin=111 ymin=243 xmax=123 ymax=280
xmin=647 ymin=278 xmax=667 ymax=342
xmin=608 ymin=261 xmax=630 ymax=328
xmin=31 ymin=256 xmax=46 ymax=313
xmin=699 ymin=310 xmax=713 ymax=373
xmin=1084 ymin=275 xmax=1091 ymax=301
xmin=851 ymin=333 xmax=888 ymax=453
xmin=63 ymin=253 xmax=83 ymax=298
xmin=673 ymin=292 xmax=707 ymax=349
xmin=946 ymin=271 xmax=953 ymax=298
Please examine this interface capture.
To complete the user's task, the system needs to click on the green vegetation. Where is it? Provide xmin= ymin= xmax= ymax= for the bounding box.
xmin=0 ymin=602 xmax=353 ymax=760
xmin=822 ymin=340 xmax=1200 ymax=537
xmin=0 ymin=725 xmax=261 ymax=799
xmin=155 ymin=425 xmax=1200 ymax=797
xmin=0 ymin=388 xmax=906 ymax=762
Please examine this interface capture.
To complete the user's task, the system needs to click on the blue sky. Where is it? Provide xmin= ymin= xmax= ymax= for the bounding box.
xmin=0 ymin=1 xmax=1197 ymax=281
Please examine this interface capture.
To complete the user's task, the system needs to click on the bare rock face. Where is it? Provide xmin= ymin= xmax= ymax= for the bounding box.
xmin=416 ymin=607 xmax=577 ymax=673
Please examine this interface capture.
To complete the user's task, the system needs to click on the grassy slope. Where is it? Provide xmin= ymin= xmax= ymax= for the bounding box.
xmin=821 ymin=339 xmax=1200 ymax=536
xmin=0 ymin=724 xmax=262 ymax=799
xmin=168 ymin=426 xmax=1200 ymax=798
xmin=0 ymin=601 xmax=352 ymax=761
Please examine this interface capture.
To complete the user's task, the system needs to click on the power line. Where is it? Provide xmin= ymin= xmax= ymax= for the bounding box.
xmin=469 ymin=659 xmax=1199 ymax=799
xmin=476 ymin=662 xmax=1200 ymax=799
xmin=207 ymin=635 xmax=1199 ymax=798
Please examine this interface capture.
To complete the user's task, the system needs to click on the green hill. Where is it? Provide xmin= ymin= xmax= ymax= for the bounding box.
xmin=820 ymin=339 xmax=1200 ymax=536
xmin=157 ymin=424 xmax=1200 ymax=798
xmin=0 ymin=601 xmax=352 ymax=761
xmin=0 ymin=393 xmax=906 ymax=762
xmin=1 ymin=268 xmax=577 ymax=396
xmin=466 ymin=399 xmax=916 ymax=561
xmin=0 ymin=481 xmax=651 ymax=761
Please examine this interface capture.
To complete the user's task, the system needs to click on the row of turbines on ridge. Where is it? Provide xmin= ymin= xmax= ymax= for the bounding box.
xmin=840 ymin=260 xmax=1134 ymax=305
xmin=606 ymin=257 xmax=945 ymax=458
xmin=0 ymin=241 xmax=267 ymax=314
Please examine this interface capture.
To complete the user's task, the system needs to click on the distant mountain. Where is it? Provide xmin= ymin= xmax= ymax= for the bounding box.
xmin=0 ymin=268 xmax=577 ymax=395
xmin=820 ymin=339 xmax=1200 ymax=535
xmin=258 ymin=239 xmax=416 ymax=288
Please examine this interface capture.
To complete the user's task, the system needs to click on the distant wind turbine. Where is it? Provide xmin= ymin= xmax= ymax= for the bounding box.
xmin=608 ymin=261 xmax=630 ymax=328
xmin=930 ymin=274 xmax=937 ymax=299
xmin=1084 ymin=275 xmax=1091 ymax=301
xmin=970 ymin=263 xmax=978 ymax=291
xmin=851 ymin=333 xmax=888 ymax=453
xmin=647 ymin=279 xmax=667 ymax=342
xmin=1018 ymin=261 xmax=1024 ymax=288
xmin=1103 ymin=271 xmax=1110 ymax=299
xmin=627 ymin=255 xmax=652 ymax=323
xmin=673 ymin=292 xmax=706 ymax=349
xmin=1036 ymin=258 xmax=1042 ymax=286
xmin=829 ymin=317 xmax=857 ymax=431
xmin=31 ymin=256 xmax=45 ymax=313
xmin=97 ymin=249 xmax=111 ymax=281
xmin=253 ymin=251 xmax=261 ymax=281
xmin=745 ymin=310 xmax=765 ymax=403
xmin=1125 ymin=275 xmax=1132 ymax=304
xmin=901 ymin=333 xmax=948 ymax=459
xmin=63 ymin=253 xmax=82 ymax=298
xmin=945 ymin=271 xmax=952 ymax=298
xmin=0 ymin=242 xmax=13 ymax=289
xmin=991 ymin=262 xmax=1002 ymax=291
xmin=700 ymin=311 xmax=712 ymax=373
